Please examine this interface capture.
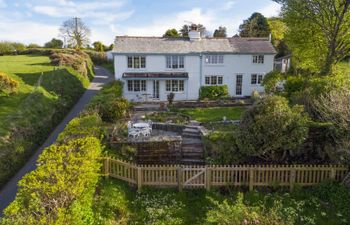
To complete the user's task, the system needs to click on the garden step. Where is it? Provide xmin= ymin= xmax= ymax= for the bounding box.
xmin=182 ymin=138 xmax=202 ymax=144
xmin=181 ymin=153 xmax=203 ymax=158
xmin=183 ymin=128 xmax=199 ymax=134
xmin=182 ymin=133 xmax=201 ymax=139
xmin=181 ymin=148 xmax=203 ymax=153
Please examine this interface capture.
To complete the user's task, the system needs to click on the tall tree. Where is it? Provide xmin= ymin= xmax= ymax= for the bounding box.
xmin=59 ymin=17 xmax=90 ymax=49
xmin=180 ymin=24 xmax=207 ymax=37
xmin=275 ymin=0 xmax=350 ymax=75
xmin=163 ymin=28 xmax=180 ymax=37
xmin=239 ymin=12 xmax=271 ymax=37
xmin=267 ymin=17 xmax=289 ymax=57
xmin=213 ymin=26 xmax=227 ymax=37
xmin=44 ymin=38 xmax=63 ymax=49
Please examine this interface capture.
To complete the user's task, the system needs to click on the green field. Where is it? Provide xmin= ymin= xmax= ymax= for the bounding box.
xmin=178 ymin=107 xmax=246 ymax=122
xmin=0 ymin=55 xmax=88 ymax=135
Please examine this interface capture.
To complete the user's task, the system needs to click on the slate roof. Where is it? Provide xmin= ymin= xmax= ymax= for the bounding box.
xmin=113 ymin=36 xmax=276 ymax=54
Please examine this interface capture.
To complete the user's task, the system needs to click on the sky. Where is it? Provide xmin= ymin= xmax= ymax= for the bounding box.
xmin=0 ymin=0 xmax=281 ymax=46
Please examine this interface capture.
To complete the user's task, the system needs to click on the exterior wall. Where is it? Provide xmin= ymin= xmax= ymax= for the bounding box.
xmin=114 ymin=54 xmax=200 ymax=102
xmin=114 ymin=53 xmax=274 ymax=101
xmin=202 ymin=54 xmax=274 ymax=97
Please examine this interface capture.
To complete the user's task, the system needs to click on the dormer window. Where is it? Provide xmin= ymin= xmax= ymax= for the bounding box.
xmin=166 ymin=55 xmax=184 ymax=69
xmin=253 ymin=55 xmax=264 ymax=64
xmin=205 ymin=55 xmax=224 ymax=64
xmin=127 ymin=56 xmax=146 ymax=68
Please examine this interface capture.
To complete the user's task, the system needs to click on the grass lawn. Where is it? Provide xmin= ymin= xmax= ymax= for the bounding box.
xmin=178 ymin=107 xmax=246 ymax=122
xmin=93 ymin=179 xmax=350 ymax=225
xmin=0 ymin=55 xmax=88 ymax=136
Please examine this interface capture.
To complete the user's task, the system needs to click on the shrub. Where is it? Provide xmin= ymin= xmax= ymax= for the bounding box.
xmin=262 ymin=70 xmax=285 ymax=94
xmin=237 ymin=95 xmax=309 ymax=162
xmin=204 ymin=131 xmax=245 ymax=164
xmin=167 ymin=92 xmax=175 ymax=105
xmin=88 ymin=81 xmax=129 ymax=122
xmin=206 ymin=193 xmax=296 ymax=225
xmin=0 ymin=72 xmax=19 ymax=96
xmin=49 ymin=50 xmax=93 ymax=79
xmin=199 ymin=85 xmax=229 ymax=100
xmin=84 ymin=50 xmax=108 ymax=65
xmin=0 ymin=41 xmax=15 ymax=55
xmin=1 ymin=114 xmax=104 ymax=225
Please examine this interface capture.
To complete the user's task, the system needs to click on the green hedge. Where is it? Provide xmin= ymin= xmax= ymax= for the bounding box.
xmin=199 ymin=85 xmax=229 ymax=100
xmin=1 ymin=114 xmax=104 ymax=225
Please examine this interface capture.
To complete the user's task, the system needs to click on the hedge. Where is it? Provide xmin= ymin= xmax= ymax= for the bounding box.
xmin=199 ymin=85 xmax=229 ymax=100
xmin=1 ymin=114 xmax=104 ymax=225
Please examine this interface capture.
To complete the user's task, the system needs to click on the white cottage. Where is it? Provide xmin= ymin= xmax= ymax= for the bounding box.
xmin=112 ymin=29 xmax=276 ymax=102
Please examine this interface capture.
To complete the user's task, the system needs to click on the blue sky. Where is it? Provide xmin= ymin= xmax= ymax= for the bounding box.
xmin=0 ymin=0 xmax=280 ymax=45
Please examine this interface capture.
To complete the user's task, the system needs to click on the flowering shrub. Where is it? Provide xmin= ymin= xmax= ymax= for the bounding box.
xmin=0 ymin=72 xmax=18 ymax=96
xmin=200 ymin=85 xmax=229 ymax=100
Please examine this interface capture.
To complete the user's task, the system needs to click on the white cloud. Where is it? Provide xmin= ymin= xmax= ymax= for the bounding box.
xmin=259 ymin=1 xmax=281 ymax=18
xmin=0 ymin=17 xmax=59 ymax=45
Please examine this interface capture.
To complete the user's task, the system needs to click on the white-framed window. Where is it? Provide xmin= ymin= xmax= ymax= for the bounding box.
xmin=251 ymin=74 xmax=263 ymax=85
xmin=127 ymin=56 xmax=146 ymax=68
xmin=165 ymin=80 xmax=184 ymax=92
xmin=252 ymin=55 xmax=264 ymax=64
xmin=166 ymin=55 xmax=185 ymax=69
xmin=205 ymin=55 xmax=224 ymax=64
xmin=127 ymin=80 xmax=147 ymax=92
xmin=204 ymin=75 xmax=223 ymax=85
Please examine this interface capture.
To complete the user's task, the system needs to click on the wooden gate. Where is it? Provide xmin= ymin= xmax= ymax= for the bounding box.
xmin=182 ymin=167 xmax=206 ymax=188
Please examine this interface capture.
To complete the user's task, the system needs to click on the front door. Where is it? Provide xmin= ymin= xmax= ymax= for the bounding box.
xmin=153 ymin=80 xmax=160 ymax=99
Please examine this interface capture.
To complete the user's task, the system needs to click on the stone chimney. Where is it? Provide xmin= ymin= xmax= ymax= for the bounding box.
xmin=188 ymin=24 xmax=201 ymax=41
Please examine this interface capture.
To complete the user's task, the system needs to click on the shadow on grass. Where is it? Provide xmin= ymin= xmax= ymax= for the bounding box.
xmin=15 ymin=68 xmax=86 ymax=100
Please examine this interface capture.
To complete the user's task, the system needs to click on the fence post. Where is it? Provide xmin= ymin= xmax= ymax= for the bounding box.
xmin=330 ymin=167 xmax=336 ymax=180
xmin=137 ymin=167 xmax=142 ymax=191
xmin=205 ymin=167 xmax=211 ymax=191
xmin=290 ymin=167 xmax=296 ymax=192
xmin=177 ymin=167 xmax=183 ymax=192
xmin=104 ymin=158 xmax=110 ymax=177
xmin=249 ymin=168 xmax=254 ymax=191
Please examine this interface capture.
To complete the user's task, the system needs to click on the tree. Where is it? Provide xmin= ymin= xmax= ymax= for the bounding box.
xmin=44 ymin=38 xmax=63 ymax=49
xmin=275 ymin=0 xmax=350 ymax=75
xmin=27 ymin=43 xmax=41 ymax=48
xmin=267 ymin=17 xmax=289 ymax=57
xmin=179 ymin=24 xmax=207 ymax=37
xmin=213 ymin=26 xmax=227 ymax=37
xmin=239 ymin=12 xmax=271 ymax=37
xmin=92 ymin=41 xmax=105 ymax=52
xmin=59 ymin=17 xmax=90 ymax=49
xmin=163 ymin=28 xmax=180 ymax=38
xmin=237 ymin=95 xmax=309 ymax=162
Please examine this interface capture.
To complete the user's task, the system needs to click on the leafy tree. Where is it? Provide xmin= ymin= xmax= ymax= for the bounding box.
xmin=44 ymin=38 xmax=63 ymax=49
xmin=267 ymin=17 xmax=289 ymax=57
xmin=262 ymin=70 xmax=285 ymax=94
xmin=0 ymin=41 xmax=15 ymax=55
xmin=60 ymin=17 xmax=90 ymax=49
xmin=179 ymin=24 xmax=207 ymax=37
xmin=11 ymin=42 xmax=26 ymax=52
xmin=239 ymin=12 xmax=271 ymax=37
xmin=213 ymin=26 xmax=227 ymax=37
xmin=275 ymin=0 xmax=350 ymax=75
xmin=237 ymin=95 xmax=309 ymax=162
xmin=92 ymin=41 xmax=105 ymax=52
xmin=27 ymin=43 xmax=41 ymax=48
xmin=163 ymin=28 xmax=180 ymax=37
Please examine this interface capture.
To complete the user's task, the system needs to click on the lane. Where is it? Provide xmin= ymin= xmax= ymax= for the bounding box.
xmin=0 ymin=66 xmax=113 ymax=214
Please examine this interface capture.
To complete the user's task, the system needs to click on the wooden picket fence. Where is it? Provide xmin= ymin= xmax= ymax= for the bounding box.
xmin=102 ymin=158 xmax=349 ymax=192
